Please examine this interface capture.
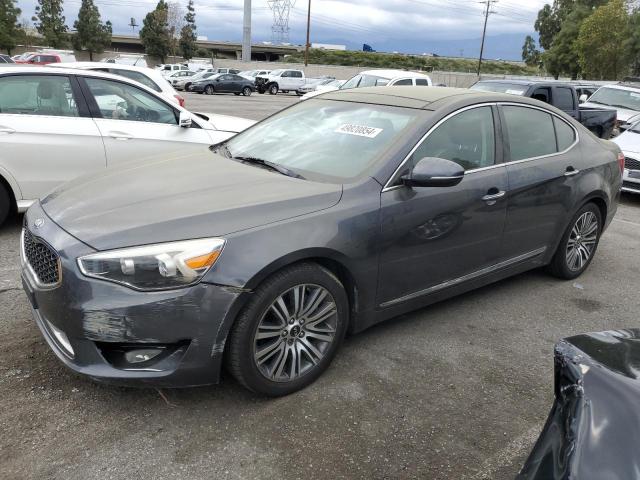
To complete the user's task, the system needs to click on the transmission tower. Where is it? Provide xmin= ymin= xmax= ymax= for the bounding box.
xmin=268 ymin=0 xmax=296 ymax=44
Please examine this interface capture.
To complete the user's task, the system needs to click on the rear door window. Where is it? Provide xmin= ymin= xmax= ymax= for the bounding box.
xmin=554 ymin=88 xmax=575 ymax=111
xmin=109 ymin=69 xmax=161 ymax=92
xmin=502 ymin=106 xmax=557 ymax=161
xmin=392 ymin=79 xmax=413 ymax=86
xmin=415 ymin=79 xmax=430 ymax=86
xmin=0 ymin=75 xmax=79 ymax=117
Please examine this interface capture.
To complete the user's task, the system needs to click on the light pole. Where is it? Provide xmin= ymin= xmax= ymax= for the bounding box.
xmin=304 ymin=0 xmax=311 ymax=67
xmin=242 ymin=0 xmax=252 ymax=62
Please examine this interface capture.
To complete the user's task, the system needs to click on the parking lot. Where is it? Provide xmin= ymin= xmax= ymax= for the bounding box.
xmin=1 ymin=91 xmax=640 ymax=480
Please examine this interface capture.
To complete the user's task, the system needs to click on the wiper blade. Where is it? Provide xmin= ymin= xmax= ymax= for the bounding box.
xmin=233 ymin=156 xmax=305 ymax=180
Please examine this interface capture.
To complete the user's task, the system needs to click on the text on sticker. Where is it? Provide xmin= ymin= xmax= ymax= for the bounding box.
xmin=336 ymin=124 xmax=383 ymax=138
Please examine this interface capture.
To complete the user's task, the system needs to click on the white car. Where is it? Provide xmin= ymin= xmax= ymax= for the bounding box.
xmin=298 ymin=78 xmax=342 ymax=95
xmin=58 ymin=62 xmax=186 ymax=107
xmin=0 ymin=66 xmax=255 ymax=224
xmin=582 ymin=84 xmax=640 ymax=131
xmin=612 ymin=121 xmax=640 ymax=194
xmin=239 ymin=69 xmax=271 ymax=81
xmin=300 ymin=69 xmax=432 ymax=100
xmin=166 ymin=70 xmax=197 ymax=88
xmin=157 ymin=63 xmax=191 ymax=77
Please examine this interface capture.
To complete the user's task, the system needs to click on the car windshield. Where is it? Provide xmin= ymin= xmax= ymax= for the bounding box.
xmin=223 ymin=99 xmax=422 ymax=182
xmin=587 ymin=87 xmax=640 ymax=111
xmin=470 ymin=82 xmax=527 ymax=95
xmin=341 ymin=74 xmax=390 ymax=90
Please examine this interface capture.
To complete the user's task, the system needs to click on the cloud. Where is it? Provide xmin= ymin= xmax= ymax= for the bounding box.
xmin=18 ymin=0 xmax=548 ymax=58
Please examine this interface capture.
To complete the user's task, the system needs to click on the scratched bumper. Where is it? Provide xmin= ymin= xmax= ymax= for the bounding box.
xmin=21 ymin=203 xmax=243 ymax=388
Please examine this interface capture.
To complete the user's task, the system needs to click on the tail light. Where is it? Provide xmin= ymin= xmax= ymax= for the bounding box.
xmin=618 ymin=152 xmax=625 ymax=174
xmin=174 ymin=94 xmax=185 ymax=107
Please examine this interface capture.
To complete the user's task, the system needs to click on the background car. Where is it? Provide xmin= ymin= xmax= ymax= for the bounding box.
xmin=300 ymin=69 xmax=432 ymax=100
xmin=190 ymin=73 xmax=256 ymax=96
xmin=0 ymin=55 xmax=14 ymax=64
xmin=175 ymin=70 xmax=216 ymax=92
xmin=166 ymin=70 xmax=197 ymax=89
xmin=612 ymin=120 xmax=640 ymax=193
xmin=582 ymin=83 xmax=640 ymax=131
xmin=238 ymin=69 xmax=271 ymax=81
xmin=57 ymin=62 xmax=186 ymax=107
xmin=0 ymin=66 xmax=255 ymax=225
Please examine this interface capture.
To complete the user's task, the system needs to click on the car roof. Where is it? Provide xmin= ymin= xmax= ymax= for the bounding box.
xmin=360 ymin=69 xmax=431 ymax=79
xmin=321 ymin=85 xmax=556 ymax=110
xmin=58 ymin=61 xmax=152 ymax=73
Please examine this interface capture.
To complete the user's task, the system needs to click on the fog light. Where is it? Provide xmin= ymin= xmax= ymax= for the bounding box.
xmin=124 ymin=348 xmax=163 ymax=364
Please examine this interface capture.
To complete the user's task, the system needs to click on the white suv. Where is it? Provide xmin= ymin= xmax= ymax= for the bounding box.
xmin=0 ymin=67 xmax=255 ymax=225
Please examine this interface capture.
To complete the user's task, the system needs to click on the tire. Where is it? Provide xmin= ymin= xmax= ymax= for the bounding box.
xmin=242 ymin=87 xmax=252 ymax=97
xmin=258 ymin=89 xmax=265 ymax=94
xmin=234 ymin=93 xmax=241 ymax=96
xmin=268 ymin=84 xmax=279 ymax=95
xmin=204 ymin=85 xmax=214 ymax=95
xmin=185 ymin=83 xmax=192 ymax=92
xmin=547 ymin=202 xmax=603 ymax=279
xmin=296 ymin=90 xmax=302 ymax=96
xmin=0 ymin=184 xmax=10 ymax=226
xmin=225 ymin=262 xmax=349 ymax=396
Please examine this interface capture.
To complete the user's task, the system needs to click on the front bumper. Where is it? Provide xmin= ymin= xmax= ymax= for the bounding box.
xmin=21 ymin=203 xmax=244 ymax=387
xmin=622 ymin=168 xmax=640 ymax=194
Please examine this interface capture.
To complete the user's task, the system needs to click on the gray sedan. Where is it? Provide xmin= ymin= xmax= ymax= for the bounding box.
xmin=20 ymin=87 xmax=622 ymax=396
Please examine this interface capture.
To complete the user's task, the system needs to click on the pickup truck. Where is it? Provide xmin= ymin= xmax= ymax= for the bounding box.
xmin=471 ymin=80 xmax=617 ymax=139
xmin=255 ymin=69 xmax=306 ymax=95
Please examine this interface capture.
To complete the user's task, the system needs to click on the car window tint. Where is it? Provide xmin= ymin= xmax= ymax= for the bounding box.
xmin=110 ymin=69 xmax=161 ymax=92
xmin=503 ymin=106 xmax=557 ymax=160
xmin=409 ymin=106 xmax=496 ymax=171
xmin=85 ymin=78 xmax=176 ymax=125
xmin=393 ymin=79 xmax=413 ymax=86
xmin=554 ymin=88 xmax=574 ymax=110
xmin=415 ymin=79 xmax=429 ymax=86
xmin=554 ymin=116 xmax=576 ymax=151
xmin=0 ymin=75 xmax=79 ymax=117
xmin=292 ymin=71 xmax=303 ymax=78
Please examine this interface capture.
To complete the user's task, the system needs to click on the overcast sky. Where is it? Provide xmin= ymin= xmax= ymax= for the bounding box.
xmin=17 ymin=0 xmax=549 ymax=59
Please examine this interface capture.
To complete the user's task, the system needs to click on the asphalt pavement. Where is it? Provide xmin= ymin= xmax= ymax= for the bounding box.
xmin=1 ymin=91 xmax=640 ymax=479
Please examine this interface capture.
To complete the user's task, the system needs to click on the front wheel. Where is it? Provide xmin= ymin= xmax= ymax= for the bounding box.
xmin=184 ymin=83 xmax=192 ymax=92
xmin=268 ymin=84 xmax=279 ymax=95
xmin=547 ymin=203 xmax=602 ymax=279
xmin=0 ymin=184 xmax=10 ymax=226
xmin=225 ymin=263 xmax=348 ymax=396
xmin=242 ymin=87 xmax=252 ymax=96
xmin=204 ymin=85 xmax=214 ymax=95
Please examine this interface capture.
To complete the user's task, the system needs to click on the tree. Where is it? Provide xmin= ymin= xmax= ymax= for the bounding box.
xmin=166 ymin=1 xmax=184 ymax=60
xmin=72 ymin=0 xmax=112 ymax=61
xmin=179 ymin=0 xmax=197 ymax=60
xmin=626 ymin=7 xmax=640 ymax=76
xmin=577 ymin=0 xmax=630 ymax=79
xmin=140 ymin=0 xmax=171 ymax=63
xmin=522 ymin=35 xmax=541 ymax=67
xmin=32 ymin=0 xmax=68 ymax=48
xmin=0 ymin=0 xmax=21 ymax=54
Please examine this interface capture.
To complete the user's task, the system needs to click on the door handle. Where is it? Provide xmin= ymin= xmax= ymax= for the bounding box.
xmin=565 ymin=167 xmax=580 ymax=177
xmin=108 ymin=132 xmax=133 ymax=141
xmin=0 ymin=127 xmax=16 ymax=135
xmin=482 ymin=190 xmax=506 ymax=204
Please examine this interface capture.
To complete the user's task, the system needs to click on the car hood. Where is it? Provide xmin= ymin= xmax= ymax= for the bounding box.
xmin=195 ymin=112 xmax=256 ymax=133
xmin=517 ymin=329 xmax=640 ymax=479
xmin=41 ymin=151 xmax=342 ymax=251
xmin=612 ymin=129 xmax=640 ymax=155
xmin=582 ymin=102 xmax=639 ymax=122
xmin=300 ymin=86 xmax=339 ymax=101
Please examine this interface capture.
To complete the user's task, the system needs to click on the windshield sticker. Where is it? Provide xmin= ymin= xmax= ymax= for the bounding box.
xmin=335 ymin=124 xmax=383 ymax=138
xmin=506 ymin=89 xmax=525 ymax=95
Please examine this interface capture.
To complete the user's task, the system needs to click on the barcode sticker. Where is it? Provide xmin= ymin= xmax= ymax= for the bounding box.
xmin=335 ymin=123 xmax=383 ymax=138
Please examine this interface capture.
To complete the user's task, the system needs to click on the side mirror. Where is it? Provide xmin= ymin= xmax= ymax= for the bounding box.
xmin=179 ymin=111 xmax=192 ymax=128
xmin=579 ymin=94 xmax=588 ymax=103
xmin=400 ymin=157 xmax=465 ymax=188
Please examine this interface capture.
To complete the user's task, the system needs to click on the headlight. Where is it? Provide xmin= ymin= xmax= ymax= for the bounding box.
xmin=77 ymin=238 xmax=225 ymax=291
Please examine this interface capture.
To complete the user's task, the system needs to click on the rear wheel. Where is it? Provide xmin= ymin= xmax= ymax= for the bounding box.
xmin=0 ymin=184 xmax=10 ymax=226
xmin=268 ymin=84 xmax=279 ymax=95
xmin=242 ymin=87 xmax=252 ymax=97
xmin=185 ymin=83 xmax=192 ymax=91
xmin=225 ymin=263 xmax=348 ymax=396
xmin=205 ymin=85 xmax=214 ymax=95
xmin=547 ymin=203 xmax=602 ymax=279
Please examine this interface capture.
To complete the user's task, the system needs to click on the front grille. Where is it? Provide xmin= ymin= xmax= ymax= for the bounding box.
xmin=623 ymin=180 xmax=640 ymax=192
xmin=625 ymin=157 xmax=640 ymax=171
xmin=23 ymin=229 xmax=61 ymax=286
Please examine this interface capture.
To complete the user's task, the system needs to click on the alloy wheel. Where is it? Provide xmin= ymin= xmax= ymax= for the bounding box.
xmin=566 ymin=211 xmax=598 ymax=271
xmin=205 ymin=85 xmax=214 ymax=95
xmin=253 ymin=284 xmax=337 ymax=382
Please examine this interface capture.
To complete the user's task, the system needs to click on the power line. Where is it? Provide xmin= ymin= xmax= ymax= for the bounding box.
xmin=477 ymin=0 xmax=497 ymax=75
